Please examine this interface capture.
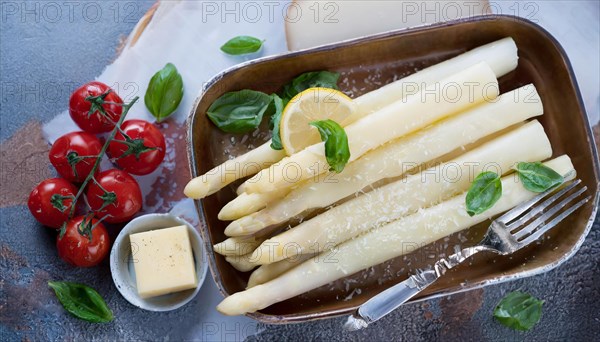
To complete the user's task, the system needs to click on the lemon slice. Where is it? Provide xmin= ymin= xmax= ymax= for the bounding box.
xmin=280 ymin=87 xmax=356 ymax=155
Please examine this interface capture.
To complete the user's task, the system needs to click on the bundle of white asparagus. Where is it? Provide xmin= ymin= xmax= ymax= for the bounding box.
xmin=217 ymin=156 xmax=575 ymax=315
xmin=182 ymin=37 xmax=576 ymax=315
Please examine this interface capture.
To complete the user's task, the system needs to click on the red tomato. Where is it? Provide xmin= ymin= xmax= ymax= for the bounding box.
xmin=69 ymin=81 xmax=123 ymax=133
xmin=108 ymin=120 xmax=166 ymax=175
xmin=49 ymin=131 xmax=102 ymax=183
xmin=57 ymin=215 xmax=110 ymax=267
xmin=87 ymin=169 xmax=142 ymax=223
xmin=28 ymin=178 xmax=78 ymax=228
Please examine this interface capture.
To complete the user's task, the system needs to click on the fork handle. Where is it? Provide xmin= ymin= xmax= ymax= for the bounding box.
xmin=345 ymin=246 xmax=485 ymax=330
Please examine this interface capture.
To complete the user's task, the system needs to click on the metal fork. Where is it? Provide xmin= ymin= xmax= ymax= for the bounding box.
xmin=344 ymin=179 xmax=590 ymax=331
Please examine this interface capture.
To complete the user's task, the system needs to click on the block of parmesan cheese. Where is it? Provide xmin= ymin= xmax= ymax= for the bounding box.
xmin=130 ymin=225 xmax=197 ymax=298
xmin=286 ymin=0 xmax=491 ymax=50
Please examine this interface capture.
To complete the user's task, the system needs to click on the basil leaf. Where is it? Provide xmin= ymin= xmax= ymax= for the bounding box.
xmin=515 ymin=162 xmax=564 ymax=193
xmin=465 ymin=171 xmax=502 ymax=216
xmin=268 ymin=94 xmax=284 ymax=150
xmin=144 ymin=63 xmax=184 ymax=122
xmin=494 ymin=291 xmax=543 ymax=331
xmin=48 ymin=281 xmax=113 ymax=323
xmin=207 ymin=90 xmax=272 ymax=133
xmin=280 ymin=71 xmax=340 ymax=105
xmin=309 ymin=119 xmax=350 ymax=173
xmin=220 ymin=36 xmax=263 ymax=55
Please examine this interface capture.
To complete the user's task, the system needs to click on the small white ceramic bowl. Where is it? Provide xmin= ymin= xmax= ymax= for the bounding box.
xmin=110 ymin=213 xmax=208 ymax=311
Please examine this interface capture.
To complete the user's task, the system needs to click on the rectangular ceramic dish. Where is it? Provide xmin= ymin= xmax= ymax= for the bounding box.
xmin=187 ymin=15 xmax=600 ymax=323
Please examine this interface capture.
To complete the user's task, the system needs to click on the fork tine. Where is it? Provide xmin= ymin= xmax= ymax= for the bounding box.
xmin=512 ymin=186 xmax=587 ymax=239
xmin=497 ymin=179 xmax=581 ymax=224
xmin=496 ymin=192 xmax=548 ymax=224
xmin=507 ymin=180 xmax=582 ymax=229
xmin=512 ymin=185 xmax=588 ymax=239
xmin=518 ymin=195 xmax=591 ymax=246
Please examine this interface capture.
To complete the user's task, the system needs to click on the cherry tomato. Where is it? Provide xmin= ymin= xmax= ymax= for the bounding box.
xmin=57 ymin=215 xmax=110 ymax=267
xmin=69 ymin=81 xmax=123 ymax=133
xmin=28 ymin=178 xmax=77 ymax=228
xmin=87 ymin=169 xmax=142 ymax=223
xmin=49 ymin=131 xmax=102 ymax=183
xmin=108 ymin=120 xmax=166 ymax=175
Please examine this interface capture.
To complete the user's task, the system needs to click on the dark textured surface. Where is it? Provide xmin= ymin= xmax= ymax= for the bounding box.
xmin=1 ymin=2 xmax=599 ymax=341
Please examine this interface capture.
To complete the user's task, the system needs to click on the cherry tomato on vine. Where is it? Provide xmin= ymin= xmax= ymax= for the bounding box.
xmin=108 ymin=120 xmax=166 ymax=175
xmin=57 ymin=215 xmax=110 ymax=267
xmin=28 ymin=178 xmax=77 ymax=229
xmin=86 ymin=169 xmax=142 ymax=223
xmin=49 ymin=131 xmax=102 ymax=183
xmin=69 ymin=81 xmax=123 ymax=133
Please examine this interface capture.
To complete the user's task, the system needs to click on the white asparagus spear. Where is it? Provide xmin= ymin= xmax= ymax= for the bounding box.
xmin=353 ymin=37 xmax=517 ymax=116
xmin=247 ymin=254 xmax=314 ymax=288
xmin=226 ymin=254 xmax=259 ymax=272
xmin=250 ymin=120 xmax=551 ymax=264
xmin=213 ymin=235 xmax=268 ymax=257
xmin=216 ymin=156 xmax=575 ymax=315
xmin=225 ymin=85 xmax=540 ymax=236
xmin=218 ymin=188 xmax=291 ymax=221
xmin=184 ymin=142 xmax=285 ymax=199
xmin=236 ymin=182 xmax=248 ymax=195
xmin=242 ymin=62 xmax=499 ymax=195
xmin=229 ymin=251 xmax=321 ymax=278
xmin=185 ymin=38 xmax=517 ymax=199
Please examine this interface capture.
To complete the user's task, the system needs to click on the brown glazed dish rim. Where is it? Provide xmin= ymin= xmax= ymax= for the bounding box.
xmin=186 ymin=15 xmax=600 ymax=324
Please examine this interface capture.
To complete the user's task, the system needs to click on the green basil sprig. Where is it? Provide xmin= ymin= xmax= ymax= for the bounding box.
xmin=465 ymin=171 xmax=502 ymax=216
xmin=48 ymin=281 xmax=113 ymax=323
xmin=280 ymin=71 xmax=340 ymax=105
xmin=494 ymin=291 xmax=544 ymax=331
xmin=144 ymin=63 xmax=184 ymax=122
xmin=206 ymin=70 xmax=341 ymax=150
xmin=207 ymin=90 xmax=272 ymax=133
xmin=268 ymin=94 xmax=284 ymax=150
xmin=221 ymin=36 xmax=263 ymax=55
xmin=310 ymin=119 xmax=350 ymax=173
xmin=514 ymin=162 xmax=564 ymax=193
